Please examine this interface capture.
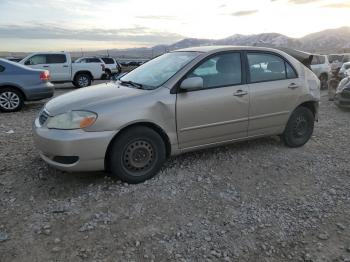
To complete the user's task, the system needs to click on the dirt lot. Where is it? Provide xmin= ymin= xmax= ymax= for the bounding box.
xmin=0 ymin=84 xmax=350 ymax=262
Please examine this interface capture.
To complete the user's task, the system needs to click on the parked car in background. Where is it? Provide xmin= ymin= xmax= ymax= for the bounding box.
xmin=75 ymin=57 xmax=121 ymax=79
xmin=311 ymin=54 xmax=331 ymax=89
xmin=5 ymin=57 xmax=23 ymax=62
xmin=0 ymin=58 xmax=54 ymax=112
xmin=335 ymin=76 xmax=350 ymax=108
xmin=100 ymin=57 xmax=122 ymax=77
xmin=339 ymin=62 xmax=350 ymax=79
xmin=19 ymin=52 xmax=105 ymax=88
xmin=33 ymin=46 xmax=320 ymax=184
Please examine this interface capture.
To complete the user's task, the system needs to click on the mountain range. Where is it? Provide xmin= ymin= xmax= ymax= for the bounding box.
xmin=1 ymin=27 xmax=350 ymax=59
xmin=97 ymin=26 xmax=350 ymax=59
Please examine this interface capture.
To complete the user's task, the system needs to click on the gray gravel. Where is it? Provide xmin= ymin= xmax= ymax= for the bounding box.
xmin=0 ymin=86 xmax=350 ymax=262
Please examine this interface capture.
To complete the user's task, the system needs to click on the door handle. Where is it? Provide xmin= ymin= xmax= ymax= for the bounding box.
xmin=233 ymin=90 xmax=248 ymax=97
xmin=63 ymin=65 xmax=69 ymax=68
xmin=43 ymin=65 xmax=49 ymax=68
xmin=288 ymin=83 xmax=299 ymax=89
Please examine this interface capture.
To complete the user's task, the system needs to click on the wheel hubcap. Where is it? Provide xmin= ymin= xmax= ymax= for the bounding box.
xmin=123 ymin=140 xmax=154 ymax=173
xmin=293 ymin=115 xmax=308 ymax=138
xmin=78 ymin=76 xmax=89 ymax=87
xmin=0 ymin=92 xmax=20 ymax=110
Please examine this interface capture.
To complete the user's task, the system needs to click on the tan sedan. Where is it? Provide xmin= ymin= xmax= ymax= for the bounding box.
xmin=33 ymin=46 xmax=320 ymax=183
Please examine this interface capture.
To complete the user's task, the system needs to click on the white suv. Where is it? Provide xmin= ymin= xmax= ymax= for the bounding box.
xmin=310 ymin=55 xmax=331 ymax=89
xmin=75 ymin=57 xmax=121 ymax=79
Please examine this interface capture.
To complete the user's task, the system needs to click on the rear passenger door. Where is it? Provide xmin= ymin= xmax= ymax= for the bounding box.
xmin=46 ymin=54 xmax=70 ymax=82
xmin=246 ymin=52 xmax=301 ymax=137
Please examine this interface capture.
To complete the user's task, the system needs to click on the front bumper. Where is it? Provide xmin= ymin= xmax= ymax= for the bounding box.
xmin=335 ymin=90 xmax=350 ymax=108
xmin=32 ymin=118 xmax=118 ymax=172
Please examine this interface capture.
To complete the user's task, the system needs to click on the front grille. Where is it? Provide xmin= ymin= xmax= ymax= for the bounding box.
xmin=39 ymin=109 xmax=49 ymax=126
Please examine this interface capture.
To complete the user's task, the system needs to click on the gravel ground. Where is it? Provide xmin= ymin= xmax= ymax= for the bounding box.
xmin=0 ymin=85 xmax=350 ymax=262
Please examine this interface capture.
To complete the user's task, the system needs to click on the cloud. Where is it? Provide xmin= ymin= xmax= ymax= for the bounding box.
xmin=323 ymin=2 xmax=350 ymax=8
xmin=0 ymin=24 xmax=183 ymax=45
xmin=271 ymin=0 xmax=322 ymax=3
xmin=136 ymin=15 xmax=177 ymax=20
xmin=230 ymin=10 xmax=259 ymax=16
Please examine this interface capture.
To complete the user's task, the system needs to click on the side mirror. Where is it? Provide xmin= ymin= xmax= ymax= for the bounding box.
xmin=180 ymin=77 xmax=203 ymax=91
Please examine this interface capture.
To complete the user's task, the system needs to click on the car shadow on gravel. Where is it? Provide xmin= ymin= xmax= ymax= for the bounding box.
xmin=36 ymin=135 xmax=283 ymax=189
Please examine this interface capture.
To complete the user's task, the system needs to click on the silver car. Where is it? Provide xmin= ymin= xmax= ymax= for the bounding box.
xmin=0 ymin=58 xmax=54 ymax=112
xmin=33 ymin=46 xmax=320 ymax=183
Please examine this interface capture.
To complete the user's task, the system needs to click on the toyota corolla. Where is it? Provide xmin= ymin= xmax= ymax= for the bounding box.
xmin=33 ymin=46 xmax=320 ymax=184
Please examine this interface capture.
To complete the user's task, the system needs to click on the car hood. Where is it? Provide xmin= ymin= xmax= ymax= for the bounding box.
xmin=45 ymin=82 xmax=146 ymax=115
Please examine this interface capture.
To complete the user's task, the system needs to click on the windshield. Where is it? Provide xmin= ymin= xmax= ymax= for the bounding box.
xmin=120 ymin=51 xmax=200 ymax=89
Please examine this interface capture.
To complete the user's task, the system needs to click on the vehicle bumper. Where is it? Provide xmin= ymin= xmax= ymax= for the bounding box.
xmin=32 ymin=119 xmax=118 ymax=172
xmin=25 ymin=82 xmax=54 ymax=101
xmin=335 ymin=91 xmax=350 ymax=108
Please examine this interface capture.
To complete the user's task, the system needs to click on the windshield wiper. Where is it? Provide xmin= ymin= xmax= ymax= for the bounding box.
xmin=119 ymin=80 xmax=143 ymax=89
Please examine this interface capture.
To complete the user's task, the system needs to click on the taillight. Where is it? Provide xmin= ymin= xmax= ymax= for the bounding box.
xmin=40 ymin=71 xmax=50 ymax=81
xmin=101 ymin=64 xmax=105 ymax=71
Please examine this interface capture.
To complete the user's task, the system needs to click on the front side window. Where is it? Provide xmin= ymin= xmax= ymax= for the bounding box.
xmin=47 ymin=54 xmax=66 ymax=64
xmin=187 ymin=53 xmax=242 ymax=89
xmin=248 ymin=53 xmax=297 ymax=83
xmin=26 ymin=55 xmax=47 ymax=65
xmin=120 ymin=51 xmax=200 ymax=89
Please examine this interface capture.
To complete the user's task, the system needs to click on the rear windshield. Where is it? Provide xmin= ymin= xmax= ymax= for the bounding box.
xmin=101 ymin=58 xmax=114 ymax=64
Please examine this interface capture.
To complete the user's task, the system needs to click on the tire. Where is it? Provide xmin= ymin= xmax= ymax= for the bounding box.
xmin=320 ymin=74 xmax=328 ymax=90
xmin=109 ymin=126 xmax=166 ymax=184
xmin=74 ymin=73 xmax=92 ymax=88
xmin=0 ymin=88 xmax=24 ymax=112
xmin=281 ymin=107 xmax=314 ymax=148
xmin=104 ymin=70 xmax=111 ymax=80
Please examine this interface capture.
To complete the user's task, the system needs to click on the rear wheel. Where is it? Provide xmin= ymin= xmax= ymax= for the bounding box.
xmin=0 ymin=88 xmax=24 ymax=112
xmin=109 ymin=126 xmax=166 ymax=184
xmin=74 ymin=73 xmax=92 ymax=88
xmin=281 ymin=107 xmax=314 ymax=147
xmin=320 ymin=74 xmax=328 ymax=90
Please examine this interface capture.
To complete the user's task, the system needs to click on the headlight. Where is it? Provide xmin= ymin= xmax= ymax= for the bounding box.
xmin=46 ymin=111 xmax=97 ymax=130
xmin=337 ymin=77 xmax=350 ymax=93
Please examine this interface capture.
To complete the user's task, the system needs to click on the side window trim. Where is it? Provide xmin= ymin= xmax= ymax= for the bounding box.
xmin=180 ymin=51 xmax=245 ymax=92
xmin=245 ymin=51 xmax=298 ymax=84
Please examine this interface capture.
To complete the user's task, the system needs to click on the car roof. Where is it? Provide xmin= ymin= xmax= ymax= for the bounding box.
xmin=174 ymin=45 xmax=287 ymax=53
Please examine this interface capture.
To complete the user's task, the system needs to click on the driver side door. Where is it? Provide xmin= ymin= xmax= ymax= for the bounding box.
xmin=176 ymin=52 xmax=250 ymax=149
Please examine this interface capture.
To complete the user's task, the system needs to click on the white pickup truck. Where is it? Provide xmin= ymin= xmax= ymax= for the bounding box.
xmin=19 ymin=52 xmax=106 ymax=88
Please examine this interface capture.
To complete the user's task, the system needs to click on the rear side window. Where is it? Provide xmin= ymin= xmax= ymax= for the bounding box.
xmin=87 ymin=58 xmax=101 ymax=63
xmin=0 ymin=65 xmax=4 ymax=72
xmin=189 ymin=52 xmax=242 ymax=89
xmin=47 ymin=54 xmax=66 ymax=64
xmin=318 ymin=56 xmax=325 ymax=64
xmin=247 ymin=53 xmax=297 ymax=83
xmin=101 ymin=58 xmax=114 ymax=64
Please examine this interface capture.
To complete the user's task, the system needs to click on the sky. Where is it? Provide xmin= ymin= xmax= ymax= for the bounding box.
xmin=0 ymin=0 xmax=350 ymax=52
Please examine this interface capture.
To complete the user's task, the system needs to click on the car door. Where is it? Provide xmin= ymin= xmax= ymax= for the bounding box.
xmin=24 ymin=54 xmax=49 ymax=71
xmin=46 ymin=54 xmax=70 ymax=81
xmin=176 ymin=52 xmax=249 ymax=149
xmin=311 ymin=55 xmax=321 ymax=77
xmin=246 ymin=52 xmax=301 ymax=137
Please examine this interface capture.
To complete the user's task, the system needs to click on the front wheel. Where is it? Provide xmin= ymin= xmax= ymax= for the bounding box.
xmin=0 ymin=88 xmax=24 ymax=112
xmin=281 ymin=107 xmax=314 ymax=148
xmin=74 ymin=73 xmax=92 ymax=88
xmin=108 ymin=126 xmax=166 ymax=184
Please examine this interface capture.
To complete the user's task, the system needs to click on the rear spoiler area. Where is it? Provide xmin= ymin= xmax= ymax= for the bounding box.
xmin=256 ymin=44 xmax=313 ymax=69
xmin=276 ymin=47 xmax=313 ymax=69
